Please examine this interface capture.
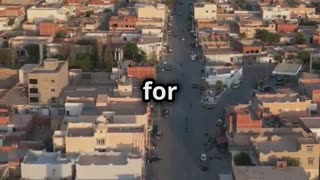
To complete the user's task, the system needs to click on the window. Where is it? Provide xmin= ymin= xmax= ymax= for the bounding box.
xmin=206 ymin=10 xmax=208 ymax=13
xmin=51 ymin=80 xmax=55 ymax=83
xmin=29 ymin=97 xmax=39 ymax=103
xmin=51 ymin=89 xmax=55 ymax=92
xmin=307 ymin=146 xmax=313 ymax=152
xmin=307 ymin=172 xmax=311 ymax=178
xmin=96 ymin=138 xmax=105 ymax=145
xmin=51 ymin=97 xmax=56 ymax=103
xmin=308 ymin=158 xmax=314 ymax=166
xmin=29 ymin=79 xmax=38 ymax=84
xmin=29 ymin=88 xmax=38 ymax=93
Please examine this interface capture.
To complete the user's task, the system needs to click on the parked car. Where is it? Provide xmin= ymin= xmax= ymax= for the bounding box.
xmin=232 ymin=80 xmax=241 ymax=89
xmin=260 ymin=86 xmax=272 ymax=92
xmin=275 ymin=78 xmax=284 ymax=86
xmin=200 ymin=153 xmax=209 ymax=171
xmin=192 ymin=83 xmax=199 ymax=88
xmin=216 ymin=119 xmax=224 ymax=127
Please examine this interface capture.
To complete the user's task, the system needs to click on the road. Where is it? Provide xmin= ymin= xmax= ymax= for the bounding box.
xmin=147 ymin=1 xmax=274 ymax=180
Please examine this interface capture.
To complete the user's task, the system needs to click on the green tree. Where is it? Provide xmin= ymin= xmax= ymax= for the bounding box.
xmin=95 ymin=43 xmax=105 ymax=69
xmin=104 ymin=45 xmax=114 ymax=72
xmin=234 ymin=152 xmax=252 ymax=166
xmin=0 ymin=48 xmax=17 ymax=67
xmin=274 ymin=54 xmax=283 ymax=63
xmin=295 ymin=32 xmax=306 ymax=45
xmin=85 ymin=10 xmax=94 ymax=17
xmin=255 ymin=29 xmax=280 ymax=44
xmin=67 ymin=16 xmax=77 ymax=27
xmin=55 ymin=30 xmax=67 ymax=38
xmin=123 ymin=43 xmax=146 ymax=63
xmin=69 ymin=52 xmax=93 ymax=71
xmin=297 ymin=50 xmax=311 ymax=64
xmin=214 ymin=80 xmax=224 ymax=94
xmin=25 ymin=44 xmax=40 ymax=63
xmin=239 ymin=32 xmax=247 ymax=39
xmin=202 ymin=80 xmax=210 ymax=90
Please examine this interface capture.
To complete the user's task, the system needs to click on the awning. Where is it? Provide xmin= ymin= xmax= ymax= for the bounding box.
xmin=272 ymin=63 xmax=302 ymax=76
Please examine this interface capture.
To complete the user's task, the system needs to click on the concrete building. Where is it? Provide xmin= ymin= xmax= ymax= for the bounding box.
xmin=75 ymin=151 xmax=143 ymax=180
xmin=261 ymin=5 xmax=290 ymax=21
xmin=204 ymin=49 xmax=243 ymax=63
xmin=21 ymin=150 xmax=73 ymax=180
xmin=137 ymin=36 xmax=162 ymax=61
xmin=136 ymin=18 xmax=164 ymax=28
xmin=0 ymin=6 xmax=25 ymax=17
xmin=275 ymin=20 xmax=299 ymax=33
xmin=299 ymin=117 xmax=320 ymax=140
xmin=27 ymin=58 xmax=69 ymax=105
xmin=87 ymin=0 xmax=117 ymax=12
xmin=233 ymin=40 xmax=262 ymax=55
xmin=313 ymin=28 xmax=320 ymax=46
xmin=252 ymin=91 xmax=312 ymax=116
xmin=39 ymin=22 xmax=60 ymax=36
xmin=127 ymin=65 xmax=156 ymax=80
xmin=27 ymin=5 xmax=74 ymax=24
xmin=299 ymin=73 xmax=320 ymax=103
xmin=249 ymin=135 xmax=319 ymax=180
xmin=288 ymin=4 xmax=316 ymax=19
xmin=199 ymin=32 xmax=230 ymax=49
xmin=235 ymin=20 xmax=276 ymax=39
xmin=227 ymin=104 xmax=263 ymax=134
xmin=109 ymin=16 xmax=137 ymax=31
xmin=137 ymin=4 xmax=166 ymax=21
xmin=233 ymin=165 xmax=309 ymax=180
xmin=194 ymin=2 xmax=217 ymax=20
xmin=204 ymin=66 xmax=243 ymax=88
xmin=0 ymin=106 xmax=11 ymax=126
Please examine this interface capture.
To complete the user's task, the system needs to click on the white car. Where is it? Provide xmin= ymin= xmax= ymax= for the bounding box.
xmin=169 ymin=48 xmax=173 ymax=52
xmin=216 ymin=119 xmax=224 ymax=126
xmin=181 ymin=37 xmax=185 ymax=41
xmin=163 ymin=61 xmax=167 ymax=64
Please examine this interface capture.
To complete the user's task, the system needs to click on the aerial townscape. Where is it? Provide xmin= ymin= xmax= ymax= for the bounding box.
xmin=1 ymin=0 xmax=320 ymax=179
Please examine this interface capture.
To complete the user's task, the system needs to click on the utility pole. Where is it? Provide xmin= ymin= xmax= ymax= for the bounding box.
xmin=310 ymin=53 xmax=313 ymax=73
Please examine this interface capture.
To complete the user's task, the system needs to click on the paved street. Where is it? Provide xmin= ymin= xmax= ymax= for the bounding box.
xmin=148 ymin=1 xmax=275 ymax=180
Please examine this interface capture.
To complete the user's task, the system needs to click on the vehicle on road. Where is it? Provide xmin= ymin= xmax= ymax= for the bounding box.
xmin=163 ymin=61 xmax=167 ymax=64
xmin=148 ymin=157 xmax=161 ymax=164
xmin=224 ymin=63 xmax=233 ymax=66
xmin=275 ymin=78 xmax=284 ymax=86
xmin=191 ymin=54 xmax=197 ymax=61
xmin=259 ymin=86 xmax=272 ymax=92
xmin=169 ymin=48 xmax=173 ymax=52
xmin=181 ymin=37 xmax=185 ymax=41
xmin=200 ymin=153 xmax=209 ymax=171
xmin=232 ymin=80 xmax=241 ymax=89
xmin=216 ymin=119 xmax=224 ymax=127
xmin=164 ymin=66 xmax=172 ymax=71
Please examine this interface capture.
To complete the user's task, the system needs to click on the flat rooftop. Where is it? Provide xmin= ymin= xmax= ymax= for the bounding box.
xmin=251 ymin=135 xmax=300 ymax=153
xmin=78 ymin=151 xmax=141 ymax=166
xmin=273 ymin=63 xmax=301 ymax=76
xmin=8 ymin=114 xmax=33 ymax=128
xmin=103 ymin=101 xmax=147 ymax=115
xmin=23 ymin=150 xmax=70 ymax=164
xmin=233 ymin=166 xmax=308 ymax=180
xmin=0 ymin=84 xmax=28 ymax=106
xmin=300 ymin=117 xmax=320 ymax=128
xmin=67 ymin=127 xmax=94 ymax=137
xmin=233 ymin=105 xmax=260 ymax=120
xmin=256 ymin=93 xmax=307 ymax=103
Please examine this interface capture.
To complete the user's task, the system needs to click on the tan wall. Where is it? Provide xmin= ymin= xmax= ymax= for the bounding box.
xmin=239 ymin=24 xmax=276 ymax=38
xmin=263 ymin=101 xmax=311 ymax=115
xmin=137 ymin=6 xmax=166 ymax=20
xmin=136 ymin=19 xmax=163 ymax=28
xmin=106 ymin=132 xmax=145 ymax=154
xmin=28 ymin=61 xmax=68 ymax=105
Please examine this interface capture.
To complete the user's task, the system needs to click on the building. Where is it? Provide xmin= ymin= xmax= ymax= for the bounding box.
xmin=137 ymin=36 xmax=162 ymax=61
xmin=109 ymin=16 xmax=137 ymax=31
xmin=275 ymin=20 xmax=298 ymax=33
xmin=233 ymin=165 xmax=309 ymax=180
xmin=227 ymin=104 xmax=263 ymax=134
xmin=199 ymin=32 xmax=230 ymax=49
xmin=299 ymin=117 xmax=320 ymax=140
xmin=252 ymin=91 xmax=312 ymax=116
xmin=27 ymin=5 xmax=73 ymax=24
xmin=196 ymin=20 xmax=229 ymax=31
xmin=194 ymin=2 xmax=217 ymax=20
xmin=261 ymin=5 xmax=290 ymax=21
xmin=299 ymin=73 xmax=320 ymax=103
xmin=127 ymin=65 xmax=156 ymax=79
xmin=235 ymin=20 xmax=276 ymax=39
xmin=0 ymin=6 xmax=25 ymax=17
xmin=27 ymin=58 xmax=69 ymax=105
xmin=65 ymin=0 xmax=84 ymax=5
xmin=0 ymin=106 xmax=11 ymax=126
xmin=288 ymin=4 xmax=316 ymax=19
xmin=0 ymin=0 xmax=39 ymax=5
xmin=313 ymin=28 xmax=320 ymax=46
xmin=204 ymin=66 xmax=243 ymax=87
xmin=136 ymin=18 xmax=163 ymax=28
xmin=39 ymin=22 xmax=60 ymax=36
xmin=204 ymin=48 xmax=243 ymax=64
xmin=137 ymin=4 xmax=166 ymax=21
xmin=21 ymin=150 xmax=73 ymax=180
xmin=233 ymin=40 xmax=262 ymax=55
xmin=87 ymin=0 xmax=117 ymax=12
xmin=75 ymin=151 xmax=144 ymax=180
xmin=54 ymin=119 xmax=146 ymax=157
xmin=249 ymin=135 xmax=319 ymax=180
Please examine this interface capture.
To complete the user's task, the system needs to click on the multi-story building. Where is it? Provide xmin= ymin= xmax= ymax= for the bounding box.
xmin=27 ymin=58 xmax=69 ymax=105
xmin=275 ymin=20 xmax=299 ymax=33
xmin=249 ymin=135 xmax=320 ymax=180
xmin=0 ymin=105 xmax=11 ymax=126
xmin=39 ymin=22 xmax=60 ymax=36
xmin=76 ymin=152 xmax=144 ymax=180
xmin=261 ymin=5 xmax=290 ymax=21
xmin=194 ymin=2 xmax=217 ymax=21
xmin=0 ymin=6 xmax=25 ymax=17
xmin=27 ymin=5 xmax=74 ymax=24
xmin=233 ymin=40 xmax=262 ymax=55
xmin=235 ymin=20 xmax=276 ymax=39
xmin=227 ymin=104 xmax=263 ymax=134
xmin=199 ymin=32 xmax=230 ymax=49
xmin=137 ymin=36 xmax=162 ymax=61
xmin=109 ymin=16 xmax=137 ymax=31
xmin=137 ymin=4 xmax=166 ymax=21
xmin=21 ymin=150 xmax=73 ymax=180
xmin=288 ymin=4 xmax=316 ymax=19
xmin=252 ymin=91 xmax=312 ymax=116
xmin=87 ymin=0 xmax=117 ymax=12
xmin=313 ymin=27 xmax=320 ymax=46
xmin=299 ymin=73 xmax=320 ymax=103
